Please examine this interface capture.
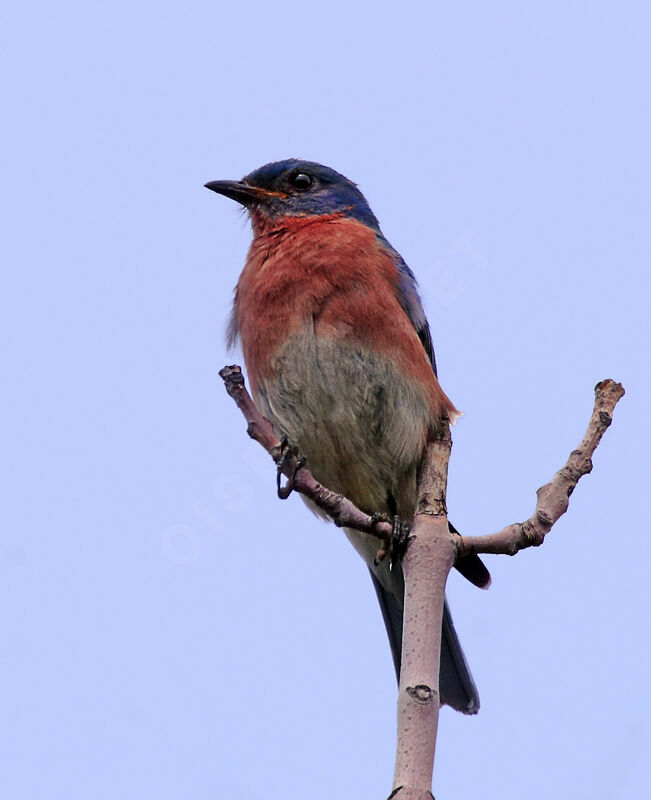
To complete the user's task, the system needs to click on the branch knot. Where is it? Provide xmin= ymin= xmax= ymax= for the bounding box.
xmin=406 ymin=684 xmax=438 ymax=704
xmin=521 ymin=519 xmax=544 ymax=548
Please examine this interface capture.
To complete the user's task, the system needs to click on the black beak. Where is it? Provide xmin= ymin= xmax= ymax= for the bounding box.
xmin=204 ymin=179 xmax=281 ymax=207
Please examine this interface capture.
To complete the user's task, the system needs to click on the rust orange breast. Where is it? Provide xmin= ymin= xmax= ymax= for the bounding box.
xmin=231 ymin=215 xmax=457 ymax=422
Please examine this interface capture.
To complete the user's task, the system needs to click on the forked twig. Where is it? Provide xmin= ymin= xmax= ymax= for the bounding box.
xmin=219 ymin=365 xmax=624 ymax=798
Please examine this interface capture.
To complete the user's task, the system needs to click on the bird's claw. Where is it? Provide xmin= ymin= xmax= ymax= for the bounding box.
xmin=276 ymin=436 xmax=305 ymax=499
xmin=372 ymin=514 xmax=411 ymax=568
xmin=371 ymin=512 xmax=391 ymax=564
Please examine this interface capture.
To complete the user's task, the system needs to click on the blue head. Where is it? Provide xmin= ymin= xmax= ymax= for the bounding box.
xmin=205 ymin=159 xmax=380 ymax=231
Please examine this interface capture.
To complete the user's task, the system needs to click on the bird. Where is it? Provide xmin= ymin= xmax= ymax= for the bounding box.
xmin=205 ymin=159 xmax=490 ymax=713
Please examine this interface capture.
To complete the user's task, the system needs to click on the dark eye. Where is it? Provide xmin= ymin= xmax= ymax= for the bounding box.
xmin=290 ymin=172 xmax=313 ymax=190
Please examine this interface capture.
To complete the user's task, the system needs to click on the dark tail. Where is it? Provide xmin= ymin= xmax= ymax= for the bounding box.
xmin=448 ymin=522 xmax=491 ymax=589
xmin=370 ymin=569 xmax=480 ymax=714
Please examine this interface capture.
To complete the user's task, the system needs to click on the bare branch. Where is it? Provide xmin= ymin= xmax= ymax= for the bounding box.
xmin=219 ymin=366 xmax=624 ymax=799
xmin=391 ymin=426 xmax=454 ymax=797
xmin=455 ymin=379 xmax=625 ymax=560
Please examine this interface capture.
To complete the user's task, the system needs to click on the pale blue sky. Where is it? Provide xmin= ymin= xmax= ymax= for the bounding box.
xmin=2 ymin=2 xmax=649 ymax=798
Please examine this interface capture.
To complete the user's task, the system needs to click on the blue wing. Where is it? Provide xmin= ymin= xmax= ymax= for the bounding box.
xmin=377 ymin=233 xmax=492 ymax=590
xmin=377 ymin=233 xmax=438 ymax=375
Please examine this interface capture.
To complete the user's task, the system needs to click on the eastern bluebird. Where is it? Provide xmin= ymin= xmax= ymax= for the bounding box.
xmin=206 ymin=159 xmax=490 ymax=713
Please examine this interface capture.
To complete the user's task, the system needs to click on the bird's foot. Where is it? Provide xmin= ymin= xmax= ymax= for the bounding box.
xmin=372 ymin=514 xmax=411 ymax=568
xmin=276 ymin=436 xmax=305 ymax=499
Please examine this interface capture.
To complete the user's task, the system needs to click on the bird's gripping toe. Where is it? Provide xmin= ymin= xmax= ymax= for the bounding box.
xmin=372 ymin=513 xmax=411 ymax=568
xmin=275 ymin=436 xmax=306 ymax=499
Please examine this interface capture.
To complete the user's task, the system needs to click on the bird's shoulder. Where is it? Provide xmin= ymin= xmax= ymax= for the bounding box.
xmin=375 ymin=238 xmax=438 ymax=374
